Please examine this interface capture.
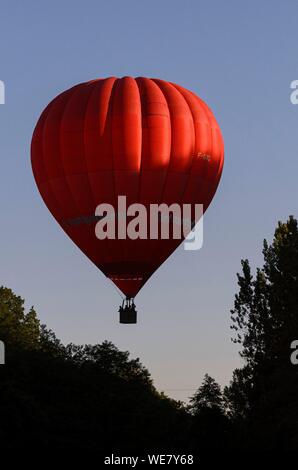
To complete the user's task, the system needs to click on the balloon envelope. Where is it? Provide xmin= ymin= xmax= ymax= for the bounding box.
xmin=31 ymin=77 xmax=224 ymax=297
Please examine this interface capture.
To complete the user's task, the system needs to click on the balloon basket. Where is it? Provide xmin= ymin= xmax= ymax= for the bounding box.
xmin=119 ymin=298 xmax=137 ymax=324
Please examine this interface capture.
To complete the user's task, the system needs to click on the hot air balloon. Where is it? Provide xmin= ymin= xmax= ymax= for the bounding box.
xmin=31 ymin=76 xmax=224 ymax=323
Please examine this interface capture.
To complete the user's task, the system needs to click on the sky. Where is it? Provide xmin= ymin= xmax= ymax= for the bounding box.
xmin=0 ymin=0 xmax=298 ymax=402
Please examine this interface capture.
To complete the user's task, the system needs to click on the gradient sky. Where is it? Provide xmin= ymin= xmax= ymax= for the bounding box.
xmin=0 ymin=0 xmax=297 ymax=402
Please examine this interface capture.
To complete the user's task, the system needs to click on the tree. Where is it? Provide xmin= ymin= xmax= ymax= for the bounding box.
xmin=0 ymin=286 xmax=40 ymax=349
xmin=0 ymin=285 xmax=187 ymax=451
xmin=230 ymin=215 xmax=298 ymax=369
xmin=188 ymin=374 xmax=230 ymax=453
xmin=66 ymin=341 xmax=152 ymax=385
xmin=189 ymin=374 xmax=223 ymax=415
xmin=225 ymin=216 xmax=298 ymax=449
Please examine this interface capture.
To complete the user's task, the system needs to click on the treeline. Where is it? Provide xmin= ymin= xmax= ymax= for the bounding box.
xmin=0 ymin=216 xmax=297 ymax=452
xmin=0 ymin=293 xmax=187 ymax=451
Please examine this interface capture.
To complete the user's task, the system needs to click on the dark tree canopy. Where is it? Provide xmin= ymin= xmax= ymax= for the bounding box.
xmin=0 ymin=286 xmax=187 ymax=451
xmin=225 ymin=216 xmax=298 ymax=449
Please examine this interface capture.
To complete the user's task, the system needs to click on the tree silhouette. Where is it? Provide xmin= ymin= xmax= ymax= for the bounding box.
xmin=189 ymin=374 xmax=223 ymax=414
xmin=0 ymin=286 xmax=187 ymax=450
xmin=225 ymin=215 xmax=298 ymax=449
xmin=188 ymin=374 xmax=230 ymax=453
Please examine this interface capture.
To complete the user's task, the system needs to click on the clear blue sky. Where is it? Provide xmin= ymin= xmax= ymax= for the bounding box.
xmin=0 ymin=0 xmax=297 ymax=402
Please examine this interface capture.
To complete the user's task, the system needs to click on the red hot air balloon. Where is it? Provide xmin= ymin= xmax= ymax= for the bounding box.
xmin=31 ymin=76 xmax=224 ymax=323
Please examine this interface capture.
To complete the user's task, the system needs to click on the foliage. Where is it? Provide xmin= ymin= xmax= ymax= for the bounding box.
xmin=225 ymin=216 xmax=298 ymax=449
